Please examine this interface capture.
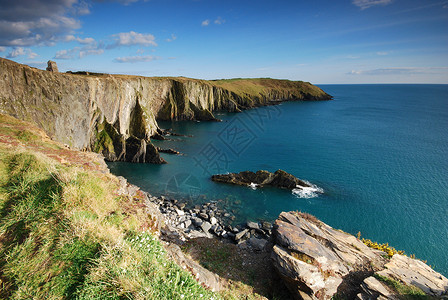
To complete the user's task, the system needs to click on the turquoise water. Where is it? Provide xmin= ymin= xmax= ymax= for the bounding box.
xmin=108 ymin=84 xmax=448 ymax=276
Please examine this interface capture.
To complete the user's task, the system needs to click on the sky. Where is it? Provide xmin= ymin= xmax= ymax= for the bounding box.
xmin=0 ymin=0 xmax=447 ymax=84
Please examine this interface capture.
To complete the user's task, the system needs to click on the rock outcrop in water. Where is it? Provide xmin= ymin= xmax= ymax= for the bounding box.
xmin=211 ymin=169 xmax=312 ymax=190
xmin=271 ymin=211 xmax=448 ymax=299
xmin=0 ymin=58 xmax=331 ymax=164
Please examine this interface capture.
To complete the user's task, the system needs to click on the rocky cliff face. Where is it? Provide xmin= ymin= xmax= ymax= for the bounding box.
xmin=0 ymin=58 xmax=331 ymax=163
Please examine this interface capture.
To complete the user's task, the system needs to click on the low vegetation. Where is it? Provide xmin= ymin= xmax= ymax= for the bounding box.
xmin=374 ymin=274 xmax=428 ymax=299
xmin=0 ymin=116 xmax=217 ymax=299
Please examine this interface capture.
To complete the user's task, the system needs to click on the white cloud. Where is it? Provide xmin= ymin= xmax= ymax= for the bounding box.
xmin=0 ymin=0 xmax=82 ymax=47
xmin=114 ymin=55 xmax=160 ymax=63
xmin=109 ymin=31 xmax=157 ymax=48
xmin=7 ymin=47 xmax=26 ymax=57
xmin=202 ymin=17 xmax=225 ymax=26
xmin=166 ymin=34 xmax=177 ymax=42
xmin=214 ymin=17 xmax=225 ymax=25
xmin=54 ymin=48 xmax=78 ymax=59
xmin=0 ymin=46 xmax=6 ymax=52
xmin=28 ymin=50 xmax=38 ymax=59
xmin=64 ymin=35 xmax=95 ymax=44
xmin=347 ymin=67 xmax=448 ymax=75
xmin=54 ymin=42 xmax=103 ymax=59
xmin=6 ymin=46 xmax=38 ymax=58
xmin=352 ymin=0 xmax=392 ymax=10
xmin=72 ymin=1 xmax=90 ymax=15
xmin=376 ymin=51 xmax=389 ymax=55
xmin=79 ymin=48 xmax=104 ymax=58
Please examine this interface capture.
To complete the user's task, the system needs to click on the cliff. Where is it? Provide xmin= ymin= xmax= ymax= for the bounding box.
xmin=0 ymin=58 xmax=331 ymax=163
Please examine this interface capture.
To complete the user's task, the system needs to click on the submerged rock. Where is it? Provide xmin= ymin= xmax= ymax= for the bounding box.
xmin=211 ymin=169 xmax=312 ymax=190
xmin=271 ymin=211 xmax=448 ymax=299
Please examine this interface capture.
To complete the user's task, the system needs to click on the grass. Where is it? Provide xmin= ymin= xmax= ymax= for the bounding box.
xmin=374 ymin=274 xmax=430 ymax=299
xmin=210 ymin=78 xmax=330 ymax=100
xmin=0 ymin=128 xmax=218 ymax=299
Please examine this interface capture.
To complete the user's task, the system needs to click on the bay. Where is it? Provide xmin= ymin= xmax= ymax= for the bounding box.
xmin=108 ymin=84 xmax=448 ymax=275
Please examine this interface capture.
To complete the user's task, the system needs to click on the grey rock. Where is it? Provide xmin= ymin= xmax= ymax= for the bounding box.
xmin=247 ymin=221 xmax=259 ymax=230
xmin=192 ymin=217 xmax=203 ymax=227
xmin=235 ymin=229 xmax=248 ymax=241
xmin=261 ymin=221 xmax=273 ymax=231
xmin=249 ymin=237 xmax=267 ymax=251
xmin=199 ymin=212 xmax=208 ymax=220
xmin=226 ymin=232 xmax=235 ymax=240
xmin=210 ymin=216 xmax=218 ymax=225
xmin=188 ymin=230 xmax=210 ymax=239
xmin=184 ymin=220 xmax=192 ymax=228
xmin=201 ymin=221 xmax=212 ymax=233
xmin=360 ymin=276 xmax=393 ymax=298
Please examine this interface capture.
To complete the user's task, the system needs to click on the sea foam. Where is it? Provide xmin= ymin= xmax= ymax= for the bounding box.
xmin=292 ymin=181 xmax=323 ymax=198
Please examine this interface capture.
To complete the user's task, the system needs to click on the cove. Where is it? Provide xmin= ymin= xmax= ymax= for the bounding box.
xmin=108 ymin=84 xmax=448 ymax=276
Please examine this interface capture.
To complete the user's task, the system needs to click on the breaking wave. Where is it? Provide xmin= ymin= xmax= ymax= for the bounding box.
xmin=292 ymin=181 xmax=323 ymax=198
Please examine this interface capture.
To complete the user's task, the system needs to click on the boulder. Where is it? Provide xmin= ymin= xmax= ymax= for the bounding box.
xmin=271 ymin=211 xmax=448 ymax=299
xmin=247 ymin=221 xmax=260 ymax=230
xmin=200 ymin=221 xmax=212 ymax=234
xmin=235 ymin=229 xmax=249 ymax=241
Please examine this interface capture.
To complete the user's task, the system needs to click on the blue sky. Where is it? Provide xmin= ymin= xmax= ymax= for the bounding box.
xmin=0 ymin=0 xmax=447 ymax=83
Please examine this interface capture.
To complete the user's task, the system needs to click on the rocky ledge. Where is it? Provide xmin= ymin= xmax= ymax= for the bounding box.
xmin=271 ymin=211 xmax=448 ymax=299
xmin=212 ymin=169 xmax=314 ymax=190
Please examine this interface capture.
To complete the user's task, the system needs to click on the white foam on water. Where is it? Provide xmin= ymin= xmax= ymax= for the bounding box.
xmin=249 ymin=182 xmax=258 ymax=190
xmin=292 ymin=181 xmax=323 ymax=199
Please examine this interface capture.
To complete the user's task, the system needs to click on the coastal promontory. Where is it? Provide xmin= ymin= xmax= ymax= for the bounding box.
xmin=0 ymin=58 xmax=331 ymax=164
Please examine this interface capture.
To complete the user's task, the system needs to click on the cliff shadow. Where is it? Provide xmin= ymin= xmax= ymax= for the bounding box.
xmin=181 ymin=237 xmax=293 ymax=299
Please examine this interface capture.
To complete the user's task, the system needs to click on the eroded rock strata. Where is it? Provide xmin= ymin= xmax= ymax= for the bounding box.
xmin=0 ymin=58 xmax=331 ymax=163
xmin=271 ymin=211 xmax=448 ymax=299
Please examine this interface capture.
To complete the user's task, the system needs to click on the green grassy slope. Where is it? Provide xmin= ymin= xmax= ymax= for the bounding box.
xmin=0 ymin=114 xmax=216 ymax=299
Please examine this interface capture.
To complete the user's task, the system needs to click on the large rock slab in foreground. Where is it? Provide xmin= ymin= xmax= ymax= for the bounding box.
xmin=271 ymin=211 xmax=448 ymax=299
xmin=212 ymin=169 xmax=312 ymax=190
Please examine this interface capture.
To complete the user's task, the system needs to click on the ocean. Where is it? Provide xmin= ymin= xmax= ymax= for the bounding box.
xmin=108 ymin=84 xmax=448 ymax=276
